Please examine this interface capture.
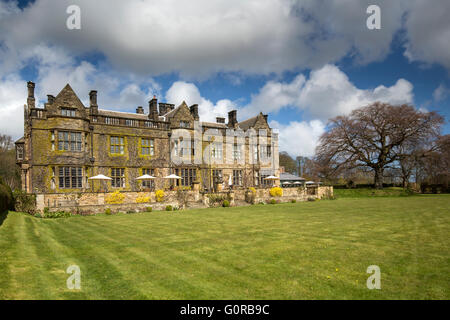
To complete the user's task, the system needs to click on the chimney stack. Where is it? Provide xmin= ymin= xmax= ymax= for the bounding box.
xmin=189 ymin=104 xmax=199 ymax=120
xmin=136 ymin=106 xmax=144 ymax=114
xmin=216 ymin=117 xmax=225 ymax=124
xmin=149 ymin=95 xmax=158 ymax=120
xmin=159 ymin=103 xmax=174 ymax=116
xmin=89 ymin=90 xmax=98 ymax=115
xmin=228 ymin=110 xmax=237 ymax=127
xmin=47 ymin=95 xmax=55 ymax=104
xmin=27 ymin=81 xmax=35 ymax=108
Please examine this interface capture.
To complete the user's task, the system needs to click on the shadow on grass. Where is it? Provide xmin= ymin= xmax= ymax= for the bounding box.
xmin=0 ymin=210 xmax=9 ymax=227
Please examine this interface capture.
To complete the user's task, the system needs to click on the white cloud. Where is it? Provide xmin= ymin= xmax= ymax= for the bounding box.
xmin=432 ymin=84 xmax=450 ymax=102
xmin=270 ymin=119 xmax=326 ymax=157
xmin=241 ymin=74 xmax=305 ymax=118
xmin=244 ymin=64 xmax=414 ymax=121
xmin=404 ymin=0 xmax=450 ymax=70
xmin=165 ymin=81 xmax=236 ymax=122
xmin=2 ymin=0 xmax=448 ymax=78
xmin=0 ymin=75 xmax=27 ymax=139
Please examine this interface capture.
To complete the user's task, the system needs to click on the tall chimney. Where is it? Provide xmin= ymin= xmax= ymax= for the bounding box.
xmin=190 ymin=104 xmax=199 ymax=120
xmin=159 ymin=103 xmax=167 ymax=116
xmin=27 ymin=81 xmax=35 ymax=108
xmin=89 ymin=90 xmax=98 ymax=115
xmin=47 ymin=95 xmax=55 ymax=104
xmin=136 ymin=106 xmax=144 ymax=114
xmin=149 ymin=96 xmax=158 ymax=120
xmin=228 ymin=110 xmax=237 ymax=127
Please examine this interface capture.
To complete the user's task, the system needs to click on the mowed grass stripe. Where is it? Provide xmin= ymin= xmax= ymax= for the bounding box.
xmin=0 ymin=212 xmax=17 ymax=298
xmin=45 ymin=217 xmax=150 ymax=299
xmin=1 ymin=195 xmax=449 ymax=299
xmin=77 ymin=215 xmax=260 ymax=299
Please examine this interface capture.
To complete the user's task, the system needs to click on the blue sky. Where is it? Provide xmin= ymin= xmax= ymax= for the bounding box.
xmin=1 ymin=0 xmax=449 ymax=157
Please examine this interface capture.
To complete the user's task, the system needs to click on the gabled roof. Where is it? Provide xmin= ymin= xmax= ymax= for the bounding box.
xmin=238 ymin=112 xmax=269 ymax=130
xmin=162 ymin=101 xmax=189 ymax=119
xmin=53 ymin=83 xmax=86 ymax=109
xmin=15 ymin=137 xmax=24 ymax=144
xmin=238 ymin=116 xmax=258 ymax=130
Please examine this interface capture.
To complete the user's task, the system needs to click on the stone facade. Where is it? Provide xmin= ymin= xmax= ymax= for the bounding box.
xmin=35 ymin=186 xmax=333 ymax=214
xmin=15 ymin=82 xmax=280 ymax=197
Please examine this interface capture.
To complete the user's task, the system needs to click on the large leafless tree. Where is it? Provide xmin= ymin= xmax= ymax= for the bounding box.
xmin=315 ymin=102 xmax=444 ymax=188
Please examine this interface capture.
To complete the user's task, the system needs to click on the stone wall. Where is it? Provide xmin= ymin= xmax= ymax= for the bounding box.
xmin=35 ymin=186 xmax=333 ymax=214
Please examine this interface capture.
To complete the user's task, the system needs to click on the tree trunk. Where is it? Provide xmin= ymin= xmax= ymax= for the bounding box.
xmin=374 ymin=167 xmax=384 ymax=189
xmin=402 ymin=177 xmax=408 ymax=189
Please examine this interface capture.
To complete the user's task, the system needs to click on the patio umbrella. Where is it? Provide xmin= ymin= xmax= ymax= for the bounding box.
xmin=88 ymin=174 xmax=112 ymax=180
xmin=164 ymin=174 xmax=181 ymax=179
xmin=282 ymin=181 xmax=291 ymax=185
xmin=88 ymin=174 xmax=112 ymax=192
xmin=294 ymin=181 xmax=302 ymax=184
xmin=136 ymin=174 xmax=156 ymax=180
xmin=264 ymin=175 xmax=279 ymax=187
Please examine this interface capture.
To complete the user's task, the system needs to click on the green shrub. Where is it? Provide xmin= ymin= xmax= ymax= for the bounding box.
xmin=0 ymin=180 xmax=14 ymax=213
xmin=270 ymin=199 xmax=276 ymax=205
xmin=222 ymin=200 xmax=230 ymax=207
xmin=14 ymin=190 xmax=37 ymax=214
xmin=146 ymin=206 xmax=153 ymax=212
xmin=165 ymin=205 xmax=173 ymax=211
xmin=207 ymin=194 xmax=226 ymax=206
xmin=291 ymin=199 xmax=296 ymax=203
xmin=44 ymin=211 xmax=72 ymax=219
xmin=105 ymin=208 xmax=112 ymax=215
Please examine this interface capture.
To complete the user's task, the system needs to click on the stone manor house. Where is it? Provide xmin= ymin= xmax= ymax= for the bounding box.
xmin=15 ymin=82 xmax=280 ymax=197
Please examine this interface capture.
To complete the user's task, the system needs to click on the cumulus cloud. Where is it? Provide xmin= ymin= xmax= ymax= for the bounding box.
xmin=0 ymin=75 xmax=27 ymax=139
xmin=244 ymin=64 xmax=414 ymax=121
xmin=433 ymin=84 xmax=450 ymax=102
xmin=404 ymin=0 xmax=450 ymax=70
xmin=166 ymin=81 xmax=236 ymax=122
xmin=1 ymin=0 xmax=448 ymax=77
xmin=270 ymin=120 xmax=326 ymax=157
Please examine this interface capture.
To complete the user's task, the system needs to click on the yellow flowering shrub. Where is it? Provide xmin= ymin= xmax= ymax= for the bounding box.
xmin=249 ymin=187 xmax=256 ymax=195
xmin=136 ymin=195 xmax=151 ymax=203
xmin=155 ymin=189 xmax=165 ymax=202
xmin=269 ymin=187 xmax=283 ymax=197
xmin=105 ymin=191 xmax=125 ymax=204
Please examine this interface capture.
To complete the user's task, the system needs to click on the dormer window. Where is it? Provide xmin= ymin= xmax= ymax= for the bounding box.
xmin=61 ymin=108 xmax=76 ymax=117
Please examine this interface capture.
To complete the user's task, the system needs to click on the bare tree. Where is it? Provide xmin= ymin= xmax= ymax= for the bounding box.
xmin=0 ymin=134 xmax=14 ymax=152
xmin=315 ymin=102 xmax=444 ymax=188
xmin=0 ymin=134 xmax=20 ymax=190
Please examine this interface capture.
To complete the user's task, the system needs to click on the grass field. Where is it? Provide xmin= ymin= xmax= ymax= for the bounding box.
xmin=333 ymin=187 xmax=414 ymax=198
xmin=0 ymin=195 xmax=449 ymax=299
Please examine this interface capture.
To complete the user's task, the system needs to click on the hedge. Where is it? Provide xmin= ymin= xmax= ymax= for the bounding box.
xmin=0 ymin=178 xmax=14 ymax=213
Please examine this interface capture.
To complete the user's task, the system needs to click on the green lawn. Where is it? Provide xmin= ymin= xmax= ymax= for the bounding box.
xmin=0 ymin=195 xmax=449 ymax=299
xmin=334 ymin=187 xmax=414 ymax=198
